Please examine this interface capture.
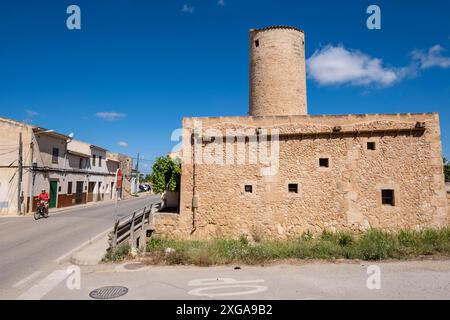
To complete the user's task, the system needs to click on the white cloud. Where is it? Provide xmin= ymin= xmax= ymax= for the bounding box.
xmin=306 ymin=45 xmax=406 ymax=87
xmin=217 ymin=0 xmax=226 ymax=6
xmin=182 ymin=4 xmax=194 ymax=14
xmin=25 ymin=110 xmax=38 ymax=117
xmin=95 ymin=112 xmax=125 ymax=121
xmin=117 ymin=141 xmax=128 ymax=147
xmin=411 ymin=45 xmax=450 ymax=69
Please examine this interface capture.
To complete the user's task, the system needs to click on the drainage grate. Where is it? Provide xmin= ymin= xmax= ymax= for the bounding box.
xmin=89 ymin=286 xmax=128 ymax=300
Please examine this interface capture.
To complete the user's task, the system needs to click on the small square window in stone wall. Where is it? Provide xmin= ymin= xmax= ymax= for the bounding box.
xmin=382 ymin=189 xmax=395 ymax=206
xmin=319 ymin=158 xmax=329 ymax=168
xmin=245 ymin=185 xmax=253 ymax=193
xmin=288 ymin=184 xmax=298 ymax=193
xmin=367 ymin=142 xmax=376 ymax=150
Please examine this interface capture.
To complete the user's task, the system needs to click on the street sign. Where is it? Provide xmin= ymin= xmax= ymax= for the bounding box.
xmin=116 ymin=169 xmax=123 ymax=189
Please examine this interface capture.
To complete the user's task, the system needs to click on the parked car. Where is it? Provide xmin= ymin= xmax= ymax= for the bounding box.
xmin=139 ymin=183 xmax=152 ymax=192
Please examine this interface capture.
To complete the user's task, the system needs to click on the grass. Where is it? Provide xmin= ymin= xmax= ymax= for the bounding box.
xmin=134 ymin=227 xmax=450 ymax=266
xmin=103 ymin=243 xmax=131 ymax=262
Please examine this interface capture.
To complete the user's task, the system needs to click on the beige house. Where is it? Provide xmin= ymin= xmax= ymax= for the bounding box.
xmin=154 ymin=26 xmax=449 ymax=240
xmin=0 ymin=117 xmax=131 ymax=215
xmin=108 ymin=153 xmax=135 ymax=198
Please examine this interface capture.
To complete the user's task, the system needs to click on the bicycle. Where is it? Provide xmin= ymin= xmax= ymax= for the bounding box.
xmin=34 ymin=200 xmax=49 ymax=220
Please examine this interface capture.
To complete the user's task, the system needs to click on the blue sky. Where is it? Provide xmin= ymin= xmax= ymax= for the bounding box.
xmin=0 ymin=0 xmax=449 ymax=173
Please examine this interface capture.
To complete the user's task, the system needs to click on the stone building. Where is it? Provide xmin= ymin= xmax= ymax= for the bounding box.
xmin=154 ymin=26 xmax=449 ymax=240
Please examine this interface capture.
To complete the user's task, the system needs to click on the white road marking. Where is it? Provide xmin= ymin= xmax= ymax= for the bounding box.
xmin=188 ymin=284 xmax=268 ymax=298
xmin=54 ymin=228 xmax=111 ymax=264
xmin=188 ymin=278 xmax=268 ymax=298
xmin=12 ymin=271 xmax=42 ymax=289
xmin=16 ymin=270 xmax=67 ymax=300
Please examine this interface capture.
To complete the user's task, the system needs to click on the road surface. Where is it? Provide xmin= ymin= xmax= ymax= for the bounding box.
xmin=17 ymin=259 xmax=450 ymax=300
xmin=0 ymin=194 xmax=160 ymax=299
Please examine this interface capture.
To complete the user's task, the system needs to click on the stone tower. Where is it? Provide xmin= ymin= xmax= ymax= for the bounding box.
xmin=249 ymin=26 xmax=308 ymax=116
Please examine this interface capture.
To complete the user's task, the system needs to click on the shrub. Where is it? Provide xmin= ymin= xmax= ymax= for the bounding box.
xmin=357 ymin=230 xmax=393 ymax=260
xmin=337 ymin=232 xmax=354 ymax=247
xmin=103 ymin=244 xmax=131 ymax=262
xmin=301 ymin=230 xmax=313 ymax=242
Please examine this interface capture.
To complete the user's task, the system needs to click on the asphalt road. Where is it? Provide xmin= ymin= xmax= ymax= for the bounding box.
xmin=0 ymin=194 xmax=160 ymax=298
xmin=26 ymin=259 xmax=450 ymax=300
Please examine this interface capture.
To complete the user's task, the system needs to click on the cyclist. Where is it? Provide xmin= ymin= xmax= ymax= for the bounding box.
xmin=37 ymin=189 xmax=50 ymax=213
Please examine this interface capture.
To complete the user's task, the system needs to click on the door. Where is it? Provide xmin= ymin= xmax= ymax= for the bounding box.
xmin=98 ymin=182 xmax=103 ymax=201
xmin=75 ymin=182 xmax=83 ymax=204
xmin=49 ymin=181 xmax=58 ymax=208
xmin=88 ymin=182 xmax=95 ymax=202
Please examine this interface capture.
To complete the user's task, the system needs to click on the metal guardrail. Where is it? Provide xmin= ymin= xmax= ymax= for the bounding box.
xmin=108 ymin=201 xmax=162 ymax=251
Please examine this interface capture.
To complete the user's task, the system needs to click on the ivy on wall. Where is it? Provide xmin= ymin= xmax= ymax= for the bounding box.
xmin=444 ymin=157 xmax=450 ymax=182
xmin=151 ymin=156 xmax=181 ymax=194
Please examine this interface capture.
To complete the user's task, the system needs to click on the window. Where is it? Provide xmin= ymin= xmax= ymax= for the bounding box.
xmin=382 ymin=189 xmax=395 ymax=206
xmin=319 ymin=158 xmax=329 ymax=168
xmin=99 ymin=156 xmax=102 ymax=167
xmin=92 ymin=155 xmax=96 ymax=166
xmin=288 ymin=184 xmax=298 ymax=193
xmin=79 ymin=158 xmax=83 ymax=169
xmin=68 ymin=182 xmax=73 ymax=195
xmin=52 ymin=148 xmax=59 ymax=164
xmin=367 ymin=142 xmax=376 ymax=150
xmin=244 ymin=185 xmax=253 ymax=193
xmin=255 ymin=39 xmax=259 ymax=47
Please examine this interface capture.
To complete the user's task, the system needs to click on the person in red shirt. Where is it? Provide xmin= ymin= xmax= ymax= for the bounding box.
xmin=37 ymin=189 xmax=50 ymax=212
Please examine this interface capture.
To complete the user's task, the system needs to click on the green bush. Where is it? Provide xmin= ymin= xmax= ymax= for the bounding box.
xmin=337 ymin=232 xmax=354 ymax=247
xmin=103 ymin=244 xmax=131 ymax=262
xmin=356 ymin=230 xmax=393 ymax=260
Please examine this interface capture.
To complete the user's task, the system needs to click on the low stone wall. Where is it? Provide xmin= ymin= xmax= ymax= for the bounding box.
xmin=153 ymin=213 xmax=186 ymax=239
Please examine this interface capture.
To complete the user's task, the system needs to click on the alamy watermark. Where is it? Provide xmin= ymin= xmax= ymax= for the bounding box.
xmin=367 ymin=5 xmax=381 ymax=30
xmin=171 ymin=120 xmax=280 ymax=176
xmin=67 ymin=5 xmax=81 ymax=30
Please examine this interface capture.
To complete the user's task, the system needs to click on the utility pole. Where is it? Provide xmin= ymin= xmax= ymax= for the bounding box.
xmin=18 ymin=132 xmax=23 ymax=215
xmin=136 ymin=153 xmax=140 ymax=194
xmin=136 ymin=152 xmax=140 ymax=171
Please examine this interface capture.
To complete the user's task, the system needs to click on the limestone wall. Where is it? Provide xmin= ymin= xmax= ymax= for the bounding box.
xmin=155 ymin=113 xmax=448 ymax=240
xmin=249 ymin=26 xmax=307 ymax=116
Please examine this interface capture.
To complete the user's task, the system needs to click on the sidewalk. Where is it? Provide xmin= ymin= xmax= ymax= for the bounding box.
xmin=0 ymin=192 xmax=157 ymax=218
xmin=51 ymin=192 xmax=156 ymax=215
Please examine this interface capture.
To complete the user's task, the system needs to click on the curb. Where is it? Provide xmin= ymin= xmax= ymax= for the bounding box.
xmin=55 ymin=228 xmax=112 ymax=265
xmin=70 ymin=234 xmax=110 ymax=266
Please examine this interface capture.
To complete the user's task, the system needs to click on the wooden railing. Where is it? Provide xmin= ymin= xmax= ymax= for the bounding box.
xmin=108 ymin=202 xmax=162 ymax=251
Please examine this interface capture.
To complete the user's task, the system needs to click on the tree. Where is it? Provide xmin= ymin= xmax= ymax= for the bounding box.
xmin=151 ymin=156 xmax=181 ymax=194
xmin=140 ymin=174 xmax=152 ymax=183
xmin=444 ymin=157 xmax=450 ymax=182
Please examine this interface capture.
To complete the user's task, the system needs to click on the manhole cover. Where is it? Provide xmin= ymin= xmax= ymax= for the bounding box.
xmin=89 ymin=286 xmax=128 ymax=300
xmin=124 ymin=262 xmax=146 ymax=270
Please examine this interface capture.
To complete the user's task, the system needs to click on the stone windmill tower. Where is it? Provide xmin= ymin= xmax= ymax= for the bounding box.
xmin=249 ymin=26 xmax=308 ymax=116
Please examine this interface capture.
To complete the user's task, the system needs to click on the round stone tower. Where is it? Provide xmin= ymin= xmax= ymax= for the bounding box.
xmin=249 ymin=26 xmax=307 ymax=116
